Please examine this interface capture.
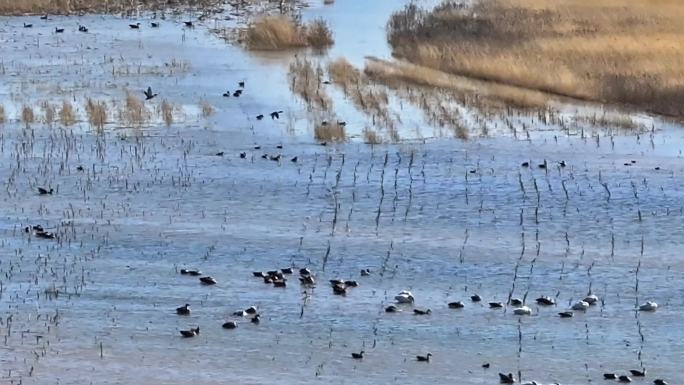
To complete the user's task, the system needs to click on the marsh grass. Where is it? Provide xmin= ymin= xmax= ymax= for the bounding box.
xmin=314 ymin=121 xmax=346 ymax=142
xmin=0 ymin=0 xmax=219 ymax=15
xmin=362 ymin=127 xmax=382 ymax=144
xmin=85 ymin=98 xmax=107 ymax=131
xmin=289 ymin=58 xmax=332 ymax=111
xmin=0 ymin=104 xmax=5 ymax=124
xmin=245 ymin=16 xmax=333 ymax=50
xmin=387 ymin=0 xmax=684 ymax=117
xmin=160 ymin=100 xmax=174 ymax=126
xmin=59 ymin=100 xmax=76 ymax=126
xmin=121 ymin=92 xmax=147 ymax=127
xmin=42 ymin=101 xmax=55 ymax=127
xmin=200 ymin=100 xmax=214 ymax=117
xmin=21 ymin=105 xmax=35 ymax=128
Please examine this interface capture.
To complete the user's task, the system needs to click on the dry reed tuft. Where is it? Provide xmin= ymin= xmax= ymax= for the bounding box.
xmin=387 ymin=0 xmax=684 ymax=117
xmin=244 ymin=16 xmax=333 ymax=50
xmin=59 ymin=100 xmax=76 ymax=126
xmin=314 ymin=121 xmax=346 ymax=142
xmin=42 ymin=101 xmax=55 ymax=127
xmin=0 ymin=104 xmax=5 ymax=124
xmin=200 ymin=100 xmax=214 ymax=117
xmin=289 ymin=58 xmax=332 ymax=111
xmin=362 ymin=127 xmax=382 ymax=144
xmin=122 ymin=92 xmax=148 ymax=127
xmin=21 ymin=105 xmax=35 ymax=127
xmin=160 ymin=100 xmax=174 ymax=126
xmin=85 ymin=99 xmax=107 ymax=131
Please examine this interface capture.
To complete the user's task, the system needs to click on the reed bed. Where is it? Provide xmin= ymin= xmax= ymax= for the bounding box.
xmin=244 ymin=16 xmax=333 ymax=50
xmin=0 ymin=0 xmax=220 ymax=15
xmin=59 ymin=100 xmax=76 ymax=126
xmin=21 ymin=105 xmax=35 ymax=127
xmin=85 ymin=98 xmax=107 ymax=131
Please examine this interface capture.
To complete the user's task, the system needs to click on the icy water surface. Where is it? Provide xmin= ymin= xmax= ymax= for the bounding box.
xmin=1 ymin=1 xmax=683 ymax=385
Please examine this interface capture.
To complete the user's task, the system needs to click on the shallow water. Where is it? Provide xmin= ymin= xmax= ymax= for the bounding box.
xmin=1 ymin=1 xmax=683 ymax=385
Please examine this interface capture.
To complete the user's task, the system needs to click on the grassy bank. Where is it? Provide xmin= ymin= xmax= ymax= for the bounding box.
xmin=0 ymin=0 xmax=220 ymax=15
xmin=387 ymin=0 xmax=684 ymax=117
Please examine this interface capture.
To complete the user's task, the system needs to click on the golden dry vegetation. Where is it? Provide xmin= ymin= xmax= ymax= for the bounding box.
xmin=0 ymin=0 xmax=219 ymax=15
xmin=244 ymin=16 xmax=333 ymax=50
xmin=388 ymin=0 xmax=684 ymax=117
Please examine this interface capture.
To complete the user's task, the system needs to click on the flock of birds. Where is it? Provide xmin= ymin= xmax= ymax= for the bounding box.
xmin=170 ymin=264 xmax=666 ymax=385
xmin=21 ymin=13 xmax=191 ymax=34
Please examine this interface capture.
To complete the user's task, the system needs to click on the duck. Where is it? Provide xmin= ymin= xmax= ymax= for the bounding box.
xmin=558 ymin=311 xmax=574 ymax=318
xmin=232 ymin=90 xmax=241 ymax=97
xmin=654 ymin=379 xmax=668 ymax=385
xmin=176 ymin=304 xmax=191 ymax=315
xmin=215 ymin=152 xmax=225 ymax=156
xmin=179 ymin=327 xmax=199 ymax=338
xmin=395 ymin=290 xmax=415 ymax=304
xmin=239 ymin=152 xmax=247 ymax=158
xmin=351 ymin=351 xmax=364 ymax=359
xmin=238 ymin=81 xmax=245 ymax=88
xmin=36 ymin=231 xmax=56 ymax=239
xmin=78 ymin=25 xmax=88 ymax=32
xmin=261 ymin=154 xmax=269 ymax=159
xmin=489 ymin=302 xmax=504 ymax=309
xmin=299 ymin=268 xmax=312 ymax=276
xmin=559 ymin=160 xmax=567 ymax=167
xmin=186 ymin=270 xmax=201 ymax=276
xmin=233 ymin=310 xmax=247 ymax=317
xmin=619 ymin=375 xmax=632 ymax=383
xmin=222 ymin=321 xmax=237 ymax=329
xmin=482 ymin=363 xmax=490 ymax=368
xmin=583 ymin=294 xmax=599 ymax=305
xmin=76 ymin=165 xmax=84 ymax=171
xmin=344 ymin=280 xmax=358 ymax=287
xmin=199 ymin=276 xmax=217 ymax=285
xmin=252 ymin=271 xmax=266 ymax=277
xmin=222 ymin=91 xmax=231 ymax=97
xmin=629 ymin=369 xmax=646 ymax=377
xmin=604 ymin=373 xmax=617 ymax=380
xmin=184 ymin=21 xmax=194 ymax=28
xmin=40 ymin=14 xmax=49 ymax=20
xmin=510 ymin=298 xmax=523 ymax=306
xmin=416 ymin=353 xmax=432 ymax=362
xmin=448 ymin=301 xmax=465 ymax=309
xmin=571 ymin=301 xmax=590 ymax=311
xmin=332 ymin=284 xmax=347 ymax=295
xmin=521 ymin=162 xmax=529 ymax=167
xmin=129 ymin=23 xmax=141 ymax=29
xmin=299 ymin=276 xmax=315 ymax=285
xmin=538 ymin=163 xmax=547 ymax=169
xmin=513 ymin=306 xmax=532 ymax=315
xmin=291 ymin=156 xmax=298 ymax=163
xmin=55 ymin=27 xmax=64 ymax=33
xmin=536 ymin=296 xmax=555 ymax=306
xmin=385 ymin=305 xmax=398 ymax=313
xmin=499 ymin=373 xmax=515 ymax=384
xmin=256 ymin=114 xmax=264 ymax=120
xmin=413 ymin=308 xmax=431 ymax=315
xmin=273 ymin=279 xmax=287 ymax=287
xmin=151 ymin=22 xmax=160 ymax=28
xmin=639 ymin=301 xmax=658 ymax=311
xmin=281 ymin=268 xmax=293 ymax=274
xmin=360 ymin=268 xmax=371 ymax=276
xmin=24 ymin=22 xmax=33 ymax=28
xmin=263 ymin=276 xmax=273 ymax=284
xmin=269 ymin=155 xmax=281 ymax=162
xmin=471 ymin=294 xmax=482 ymax=302
xmin=270 ymin=110 xmax=283 ymax=120
xmin=38 ymin=187 xmax=54 ymax=195
xmin=251 ymin=314 xmax=260 ymax=324
xmin=143 ymin=86 xmax=158 ymax=100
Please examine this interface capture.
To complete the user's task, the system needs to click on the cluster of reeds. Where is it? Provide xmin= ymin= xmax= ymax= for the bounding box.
xmin=244 ymin=16 xmax=334 ymax=50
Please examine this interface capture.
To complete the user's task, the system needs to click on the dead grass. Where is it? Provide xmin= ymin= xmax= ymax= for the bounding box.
xmin=0 ymin=0 xmax=219 ymax=15
xmin=121 ymin=92 xmax=147 ymax=127
xmin=21 ymin=105 xmax=35 ymax=128
xmin=160 ymin=100 xmax=174 ymax=126
xmin=42 ymin=101 xmax=55 ymax=127
xmin=388 ymin=0 xmax=684 ymax=117
xmin=85 ymin=98 xmax=107 ymax=131
xmin=0 ymin=104 xmax=5 ymax=124
xmin=288 ymin=58 xmax=332 ymax=111
xmin=314 ymin=121 xmax=346 ymax=142
xmin=59 ymin=100 xmax=76 ymax=126
xmin=200 ymin=100 xmax=214 ymax=117
xmin=362 ymin=127 xmax=382 ymax=144
xmin=244 ymin=16 xmax=333 ymax=50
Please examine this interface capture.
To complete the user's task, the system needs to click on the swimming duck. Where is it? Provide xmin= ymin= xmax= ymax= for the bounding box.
xmin=78 ymin=25 xmax=88 ymax=32
xmin=499 ymin=373 xmax=515 ymax=384
xmin=143 ymin=86 xmax=158 ymax=100
xmin=269 ymin=155 xmax=281 ymax=162
xmin=76 ymin=165 xmax=84 ymax=171
xmin=489 ymin=302 xmax=504 ymax=309
xmin=222 ymin=91 xmax=231 ymax=97
xmin=179 ymin=327 xmax=199 ymax=338
xmin=654 ymin=379 xmax=668 ymax=385
xmin=251 ymin=314 xmax=260 ymax=324
xmin=482 ymin=363 xmax=490 ymax=368
xmin=583 ymin=294 xmax=599 ymax=305
xmin=187 ymin=270 xmax=201 ymax=276
xmin=36 ymin=231 xmax=56 ymax=239
xmin=639 ymin=301 xmax=658 ymax=311
xmin=571 ymin=301 xmax=590 ymax=311
xmin=55 ymin=27 xmax=64 ymax=33
xmin=273 ymin=279 xmax=287 ymax=287
xmin=413 ymin=308 xmax=431 ymax=315
xmin=471 ymin=294 xmax=482 ymax=302
xmin=256 ymin=114 xmax=264 ymax=120
xmin=222 ymin=321 xmax=237 ymax=329
xmin=330 ymin=279 xmax=344 ymax=286
xmin=333 ymin=284 xmax=347 ymax=295
xmin=240 ymin=152 xmax=247 ymax=158
xmin=238 ymin=81 xmax=245 ymax=88
xmin=151 ymin=22 xmax=160 ymax=28
xmin=184 ymin=21 xmax=194 ymax=28
xmin=233 ymin=310 xmax=247 ymax=317
xmin=244 ymin=306 xmax=257 ymax=315
xmin=510 ymin=298 xmax=523 ymax=306
xmin=629 ymin=369 xmax=646 ymax=377
xmin=619 ymin=375 xmax=632 ymax=383
xmin=395 ymin=291 xmax=415 ymax=304
xmin=40 ymin=14 xmax=49 ymax=20
xmin=38 ymin=187 xmax=54 ymax=195
xmin=448 ymin=301 xmax=465 ymax=309
xmin=199 ymin=276 xmax=217 ymax=285
xmin=558 ymin=311 xmax=574 ymax=318
xmin=281 ymin=267 xmax=293 ymax=274
xmin=513 ymin=306 xmax=532 ymax=315
xmin=351 ymin=351 xmax=364 ymax=359
xmin=416 ymin=353 xmax=432 ymax=362
xmin=344 ymin=280 xmax=358 ymax=287
xmin=176 ymin=304 xmax=190 ymax=315
xmin=267 ymin=270 xmax=280 ymax=277
xmin=129 ymin=23 xmax=141 ymax=29
xmin=299 ymin=276 xmax=315 ymax=285
xmin=360 ymin=268 xmax=371 ymax=276
xmin=215 ymin=152 xmax=225 ymax=156
xmin=291 ymin=156 xmax=298 ymax=163
xmin=536 ymin=296 xmax=555 ymax=306
xmin=253 ymin=271 xmax=266 ymax=277
xmin=604 ymin=373 xmax=617 ymax=380
xmin=521 ymin=162 xmax=529 ymax=167
xmin=385 ymin=305 xmax=398 ymax=313
xmin=300 ymin=268 xmax=312 ymax=276
xmin=263 ymin=276 xmax=273 ymax=284
xmin=233 ymin=90 xmax=241 ymax=97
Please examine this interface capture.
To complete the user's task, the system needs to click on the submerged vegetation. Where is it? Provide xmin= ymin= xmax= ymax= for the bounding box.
xmin=388 ymin=0 xmax=684 ymax=117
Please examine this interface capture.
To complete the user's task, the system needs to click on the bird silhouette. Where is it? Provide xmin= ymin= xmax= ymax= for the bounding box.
xmin=143 ymin=86 xmax=158 ymax=100
xmin=129 ymin=23 xmax=141 ymax=29
xmin=55 ymin=27 xmax=64 ymax=33
xmin=184 ymin=21 xmax=194 ymax=28
xmin=151 ymin=22 xmax=160 ymax=28
xmin=270 ymin=110 xmax=283 ymax=119
xmin=24 ymin=23 xmax=33 ymax=28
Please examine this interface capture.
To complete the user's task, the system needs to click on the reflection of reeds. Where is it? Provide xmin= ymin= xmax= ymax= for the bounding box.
xmin=21 ymin=105 xmax=34 ymax=128
xmin=59 ymin=100 xmax=76 ymax=126
xmin=85 ymin=99 xmax=107 ymax=131
xmin=245 ymin=16 xmax=333 ymax=50
xmin=160 ymin=100 xmax=174 ymax=126
xmin=200 ymin=100 xmax=214 ymax=117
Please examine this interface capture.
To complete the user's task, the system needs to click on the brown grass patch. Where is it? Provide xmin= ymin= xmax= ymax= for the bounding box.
xmin=200 ymin=100 xmax=214 ymax=117
xmin=21 ymin=105 xmax=35 ymax=128
xmin=160 ymin=100 xmax=174 ymax=126
xmin=0 ymin=104 xmax=5 ymax=124
xmin=244 ymin=16 xmax=333 ymax=50
xmin=362 ymin=127 xmax=382 ymax=144
xmin=59 ymin=100 xmax=76 ymax=126
xmin=85 ymin=99 xmax=107 ymax=131
xmin=42 ymin=101 xmax=55 ymax=127
xmin=314 ymin=121 xmax=346 ymax=142
xmin=388 ymin=0 xmax=684 ymax=117
xmin=289 ymin=58 xmax=332 ymax=111
xmin=121 ymin=92 xmax=147 ymax=127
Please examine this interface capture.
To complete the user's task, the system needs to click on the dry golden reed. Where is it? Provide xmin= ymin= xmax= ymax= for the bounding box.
xmin=122 ymin=92 xmax=147 ymax=126
xmin=160 ymin=100 xmax=174 ymax=126
xmin=21 ymin=105 xmax=35 ymax=127
xmin=200 ymin=100 xmax=213 ymax=117
xmin=85 ymin=98 xmax=107 ymax=131
xmin=245 ymin=16 xmax=333 ymax=50
xmin=314 ymin=121 xmax=346 ymax=142
xmin=42 ymin=101 xmax=55 ymax=126
xmin=59 ymin=100 xmax=76 ymax=126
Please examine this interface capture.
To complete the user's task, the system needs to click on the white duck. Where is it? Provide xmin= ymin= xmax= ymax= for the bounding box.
xmin=572 ymin=301 xmax=590 ymax=311
xmin=639 ymin=301 xmax=658 ymax=311
xmin=513 ymin=306 xmax=532 ymax=315
xmin=395 ymin=290 xmax=415 ymax=304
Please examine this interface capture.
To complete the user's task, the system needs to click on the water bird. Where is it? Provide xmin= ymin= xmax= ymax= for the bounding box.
xmin=199 ymin=276 xmax=217 ymax=285
xmin=360 ymin=268 xmax=371 ymax=276
xmin=184 ymin=21 xmax=194 ymax=28
xmin=510 ymin=298 xmax=523 ymax=306
xmin=345 ymin=280 xmax=358 ymax=287
xmin=571 ymin=301 xmax=590 ymax=311
xmin=630 ymin=369 xmax=646 ymax=377
xmin=559 ymin=160 xmax=567 ymax=167
xmin=385 ymin=305 xmax=398 ymax=313
xmin=320 ymin=141 xmax=327 ymax=146
xmin=655 ymin=167 xmax=661 ymax=170
xmin=558 ymin=311 xmax=574 ymax=318
xmin=78 ymin=25 xmax=88 ymax=32
xmin=333 ymin=284 xmax=347 ymax=295
xmin=270 ymin=110 xmax=283 ymax=119
xmin=251 ymin=314 xmax=260 ymax=324
xmin=239 ymin=152 xmax=246 ymax=158
xmin=513 ymin=306 xmax=532 ymax=315
xmin=216 ymin=152 xmax=225 ymax=156
xmin=38 ymin=187 xmax=54 ymax=195
xmin=300 ymin=268 xmax=312 ymax=276
xmin=263 ymin=276 xmax=273 ymax=284
xmin=654 ymin=379 xmax=668 ymax=385
xmin=256 ymin=114 xmax=264 ymax=120
xmin=521 ymin=162 xmax=529 ymax=167
xmin=24 ymin=23 xmax=33 ymax=28
xmin=25 ymin=225 xmax=44 ymax=233
xmin=536 ymin=296 xmax=555 ymax=306
xmin=276 ymin=144 xmax=283 ymax=149
xmin=300 ymin=276 xmax=315 ymax=285
xmin=538 ymin=163 xmax=547 ymax=169
xmin=619 ymin=375 xmax=632 ymax=383
xmin=222 ymin=321 xmax=237 ymax=329
xmin=238 ymin=81 xmax=245 ymax=88
xmin=499 ymin=373 xmax=516 ymax=384
xmin=281 ymin=268 xmax=293 ymax=274
xmin=76 ymin=165 xmax=84 ymax=171
xmin=639 ymin=301 xmax=658 ymax=311
xmin=604 ymin=373 xmax=617 ymax=380
xmin=40 ymin=14 xmax=48 ymax=20
xmin=233 ymin=90 xmax=241 ymax=97
xmin=151 ymin=22 xmax=160 ymax=28
xmin=471 ymin=294 xmax=482 ymax=302
xmin=351 ymin=351 xmax=364 ymax=359
xmin=143 ymin=86 xmax=158 ymax=100
xmin=36 ymin=231 xmax=56 ymax=239
xmin=337 ymin=121 xmax=347 ymax=126
xmin=180 ymin=269 xmax=201 ymax=276
xmin=253 ymin=271 xmax=265 ymax=277
xmin=273 ymin=280 xmax=287 ymax=287
xmin=222 ymin=91 xmax=231 ymax=97
xmin=489 ymin=302 xmax=504 ymax=309
xmin=55 ymin=27 xmax=64 ymax=33
xmin=413 ymin=308 xmax=431 ymax=315
xmin=233 ymin=310 xmax=247 ymax=317
xmin=261 ymin=154 xmax=268 ymax=159
xmin=482 ymin=363 xmax=490 ymax=368
xmin=291 ymin=156 xmax=298 ymax=163
xmin=416 ymin=353 xmax=432 ymax=362
xmin=176 ymin=304 xmax=190 ymax=315
xmin=583 ymin=294 xmax=599 ymax=305
xmin=448 ymin=301 xmax=465 ymax=309
xmin=269 ymin=154 xmax=281 ymax=161
xmin=395 ymin=290 xmax=415 ymax=304
xmin=129 ymin=23 xmax=141 ymax=29
xmin=180 ymin=327 xmax=199 ymax=338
